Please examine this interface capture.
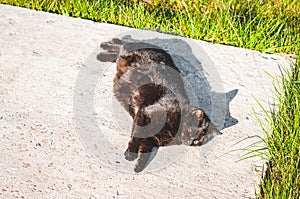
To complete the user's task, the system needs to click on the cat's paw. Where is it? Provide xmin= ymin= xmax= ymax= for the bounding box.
xmin=124 ymin=150 xmax=138 ymax=161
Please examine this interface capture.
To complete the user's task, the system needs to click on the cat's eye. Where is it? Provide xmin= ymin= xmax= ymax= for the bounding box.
xmin=193 ymin=140 xmax=199 ymax=145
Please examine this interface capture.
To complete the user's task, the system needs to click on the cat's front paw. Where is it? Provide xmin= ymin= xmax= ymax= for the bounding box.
xmin=124 ymin=150 xmax=138 ymax=161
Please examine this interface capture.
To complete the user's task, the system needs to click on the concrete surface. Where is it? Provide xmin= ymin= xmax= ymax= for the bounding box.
xmin=0 ymin=4 xmax=290 ymax=198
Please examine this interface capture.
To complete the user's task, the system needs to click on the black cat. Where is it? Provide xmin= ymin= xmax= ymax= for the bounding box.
xmin=97 ymin=38 xmax=221 ymax=172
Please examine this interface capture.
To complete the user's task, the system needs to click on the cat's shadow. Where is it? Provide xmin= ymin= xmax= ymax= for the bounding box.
xmin=120 ymin=34 xmax=238 ymax=131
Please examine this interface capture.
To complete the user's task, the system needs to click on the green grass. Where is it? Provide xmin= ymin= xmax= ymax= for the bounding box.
xmin=253 ymin=61 xmax=300 ymax=198
xmin=1 ymin=0 xmax=299 ymax=54
xmin=1 ymin=0 xmax=299 ymax=198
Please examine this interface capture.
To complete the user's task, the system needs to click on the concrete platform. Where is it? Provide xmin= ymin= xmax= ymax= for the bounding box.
xmin=0 ymin=4 xmax=290 ymax=198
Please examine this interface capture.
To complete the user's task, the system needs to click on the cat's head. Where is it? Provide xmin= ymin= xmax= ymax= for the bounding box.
xmin=180 ymin=108 xmax=221 ymax=146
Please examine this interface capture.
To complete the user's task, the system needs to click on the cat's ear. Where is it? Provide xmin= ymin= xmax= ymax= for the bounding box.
xmin=192 ymin=108 xmax=222 ymax=135
xmin=192 ymin=108 xmax=205 ymax=121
